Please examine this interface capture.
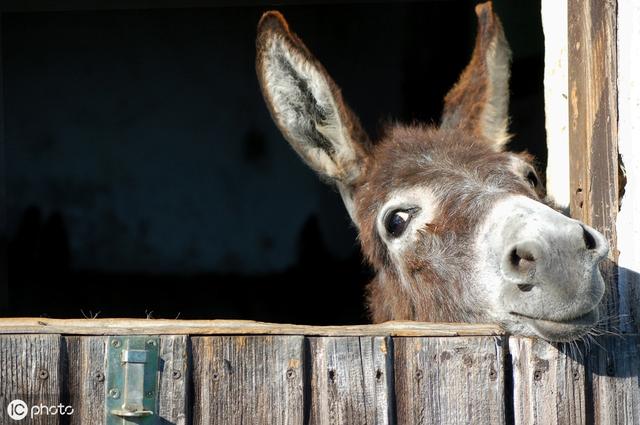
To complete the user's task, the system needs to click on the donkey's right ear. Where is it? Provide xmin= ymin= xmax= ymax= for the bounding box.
xmin=256 ymin=11 xmax=370 ymax=187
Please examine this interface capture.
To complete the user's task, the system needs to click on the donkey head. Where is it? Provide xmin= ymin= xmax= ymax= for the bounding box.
xmin=256 ymin=2 xmax=608 ymax=341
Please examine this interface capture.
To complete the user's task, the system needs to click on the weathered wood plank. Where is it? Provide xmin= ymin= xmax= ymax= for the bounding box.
xmin=568 ymin=1 xmax=640 ymax=424
xmin=0 ymin=318 xmax=503 ymax=336
xmin=157 ymin=335 xmax=190 ymax=425
xmin=568 ymin=0 xmax=621 ymax=332
xmin=192 ymin=335 xmax=304 ymax=425
xmin=587 ymin=335 xmax=640 ymax=425
xmin=308 ymin=336 xmax=393 ymax=424
xmin=64 ymin=336 xmax=107 ymax=425
xmin=510 ymin=337 xmax=587 ymax=425
xmin=0 ymin=334 xmax=62 ymax=424
xmin=394 ymin=336 xmax=505 ymax=425
xmin=64 ymin=335 xmax=189 ymax=425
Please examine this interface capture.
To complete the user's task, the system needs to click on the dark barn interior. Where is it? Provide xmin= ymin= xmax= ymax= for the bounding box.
xmin=0 ymin=0 xmax=545 ymax=324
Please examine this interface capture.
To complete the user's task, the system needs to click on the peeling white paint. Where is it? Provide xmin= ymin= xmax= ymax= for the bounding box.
xmin=616 ymin=0 xmax=640 ymax=332
xmin=541 ymin=0 xmax=570 ymax=209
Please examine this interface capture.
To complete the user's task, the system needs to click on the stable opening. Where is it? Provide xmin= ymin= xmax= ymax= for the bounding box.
xmin=0 ymin=0 xmax=545 ymax=322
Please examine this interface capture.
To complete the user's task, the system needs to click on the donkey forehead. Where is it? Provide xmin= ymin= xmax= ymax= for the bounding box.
xmin=364 ymin=128 xmax=525 ymax=191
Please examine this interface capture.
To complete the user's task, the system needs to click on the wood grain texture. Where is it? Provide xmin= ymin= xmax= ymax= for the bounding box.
xmin=569 ymin=1 xmax=640 ymax=423
xmin=568 ymin=0 xmax=622 ymax=332
xmin=308 ymin=336 xmax=393 ymax=424
xmin=64 ymin=335 xmax=190 ymax=425
xmin=192 ymin=335 xmax=305 ymax=425
xmin=0 ymin=318 xmax=502 ymax=337
xmin=64 ymin=336 xmax=107 ymax=425
xmin=157 ymin=335 xmax=190 ymax=425
xmin=0 ymin=334 xmax=62 ymax=425
xmin=509 ymin=337 xmax=587 ymax=425
xmin=394 ymin=336 xmax=505 ymax=425
xmin=587 ymin=335 xmax=640 ymax=425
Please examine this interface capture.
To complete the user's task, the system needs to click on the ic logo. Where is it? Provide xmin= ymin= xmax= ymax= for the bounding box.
xmin=6 ymin=399 xmax=28 ymax=421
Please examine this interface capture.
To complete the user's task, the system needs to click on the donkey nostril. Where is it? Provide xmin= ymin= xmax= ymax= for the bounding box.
xmin=517 ymin=283 xmax=534 ymax=292
xmin=509 ymin=249 xmax=520 ymax=267
xmin=582 ymin=225 xmax=597 ymax=250
xmin=509 ymin=246 xmax=536 ymax=273
xmin=510 ymin=247 xmax=535 ymax=265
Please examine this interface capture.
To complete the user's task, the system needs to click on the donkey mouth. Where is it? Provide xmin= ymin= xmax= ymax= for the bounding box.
xmin=509 ymin=308 xmax=599 ymax=341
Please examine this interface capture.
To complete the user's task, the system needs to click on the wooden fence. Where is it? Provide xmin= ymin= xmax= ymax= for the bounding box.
xmin=0 ymin=318 xmax=638 ymax=424
xmin=1 ymin=1 xmax=639 ymax=424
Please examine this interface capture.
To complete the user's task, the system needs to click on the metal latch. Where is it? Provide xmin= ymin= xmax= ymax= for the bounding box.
xmin=105 ymin=336 xmax=159 ymax=425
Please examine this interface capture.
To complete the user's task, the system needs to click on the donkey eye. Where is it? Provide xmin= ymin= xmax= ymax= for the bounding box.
xmin=526 ymin=170 xmax=539 ymax=188
xmin=385 ymin=210 xmax=413 ymax=238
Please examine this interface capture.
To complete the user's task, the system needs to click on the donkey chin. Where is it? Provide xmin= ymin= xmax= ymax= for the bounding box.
xmin=477 ymin=195 xmax=609 ymax=342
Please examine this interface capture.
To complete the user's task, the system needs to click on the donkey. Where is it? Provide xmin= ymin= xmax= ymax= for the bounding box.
xmin=255 ymin=2 xmax=609 ymax=341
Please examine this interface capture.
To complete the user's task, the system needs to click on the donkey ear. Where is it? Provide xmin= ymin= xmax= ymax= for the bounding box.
xmin=256 ymin=11 xmax=370 ymax=187
xmin=440 ymin=1 xmax=512 ymax=150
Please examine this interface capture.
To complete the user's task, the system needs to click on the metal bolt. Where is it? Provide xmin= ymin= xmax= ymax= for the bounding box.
xmin=146 ymin=339 xmax=157 ymax=347
xmin=109 ymin=388 xmax=120 ymax=399
xmin=462 ymin=354 xmax=473 ymax=367
xmin=606 ymin=365 xmax=615 ymax=376
xmin=95 ymin=371 xmax=105 ymax=382
xmin=38 ymin=369 xmax=49 ymax=380
xmin=286 ymin=369 xmax=295 ymax=379
xmin=111 ymin=339 xmax=121 ymax=348
xmin=172 ymin=370 xmax=182 ymax=380
xmin=145 ymin=391 xmax=154 ymax=398
xmin=415 ymin=370 xmax=423 ymax=380
xmin=533 ymin=370 xmax=543 ymax=381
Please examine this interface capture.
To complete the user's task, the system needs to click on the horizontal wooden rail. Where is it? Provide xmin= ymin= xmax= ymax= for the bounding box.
xmin=0 ymin=318 xmax=503 ymax=336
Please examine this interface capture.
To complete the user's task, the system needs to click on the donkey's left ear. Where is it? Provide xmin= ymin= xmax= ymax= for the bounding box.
xmin=256 ymin=11 xmax=371 ymax=187
xmin=440 ymin=1 xmax=512 ymax=151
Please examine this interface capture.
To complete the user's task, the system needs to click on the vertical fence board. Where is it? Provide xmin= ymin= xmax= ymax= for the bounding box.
xmin=308 ymin=336 xmax=393 ymax=425
xmin=394 ymin=336 xmax=505 ymax=425
xmin=158 ymin=335 xmax=190 ymax=425
xmin=65 ymin=336 xmax=107 ymax=425
xmin=587 ymin=336 xmax=640 ymax=425
xmin=568 ymin=0 xmax=640 ymax=423
xmin=510 ymin=337 xmax=587 ymax=425
xmin=0 ymin=334 xmax=62 ymax=424
xmin=192 ymin=335 xmax=304 ymax=425
xmin=65 ymin=335 xmax=189 ymax=425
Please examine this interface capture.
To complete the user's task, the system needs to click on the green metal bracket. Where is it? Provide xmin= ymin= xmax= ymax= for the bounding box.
xmin=105 ymin=336 xmax=160 ymax=425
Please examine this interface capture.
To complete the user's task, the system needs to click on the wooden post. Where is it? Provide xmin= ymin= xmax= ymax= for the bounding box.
xmin=568 ymin=0 xmax=621 ymax=331
xmin=568 ymin=1 xmax=640 ymax=424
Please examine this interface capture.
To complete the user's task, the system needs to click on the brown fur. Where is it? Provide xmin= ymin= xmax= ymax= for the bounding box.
xmin=354 ymin=126 xmax=543 ymax=322
xmin=256 ymin=2 xmax=548 ymax=324
xmin=256 ymin=11 xmax=371 ymax=185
